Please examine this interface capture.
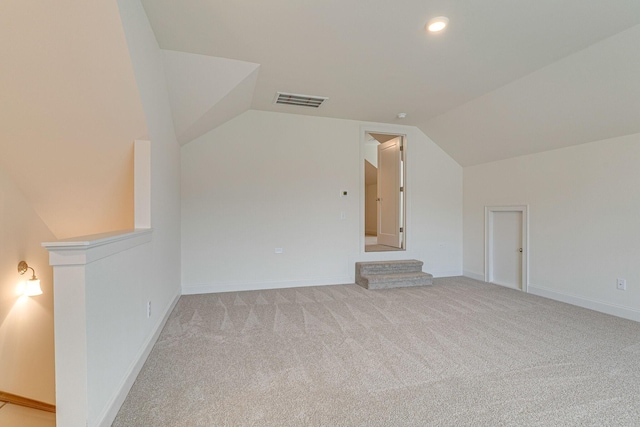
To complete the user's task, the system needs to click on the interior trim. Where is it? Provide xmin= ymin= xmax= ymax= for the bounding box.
xmin=0 ymin=391 xmax=55 ymax=413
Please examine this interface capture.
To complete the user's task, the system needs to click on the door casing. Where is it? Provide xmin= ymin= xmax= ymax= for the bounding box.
xmin=485 ymin=205 xmax=529 ymax=292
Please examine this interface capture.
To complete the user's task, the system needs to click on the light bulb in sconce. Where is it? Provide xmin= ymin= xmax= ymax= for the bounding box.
xmin=18 ymin=261 xmax=43 ymax=296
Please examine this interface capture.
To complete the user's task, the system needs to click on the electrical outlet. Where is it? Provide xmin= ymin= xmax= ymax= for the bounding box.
xmin=147 ymin=300 xmax=151 ymax=318
xmin=617 ymin=278 xmax=627 ymax=291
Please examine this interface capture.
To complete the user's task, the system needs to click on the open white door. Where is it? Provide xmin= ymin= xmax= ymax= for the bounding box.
xmin=485 ymin=205 xmax=529 ymax=292
xmin=377 ymin=137 xmax=402 ymax=248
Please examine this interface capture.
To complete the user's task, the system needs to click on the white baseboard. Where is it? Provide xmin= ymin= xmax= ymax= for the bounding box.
xmin=491 ymin=279 xmax=521 ymax=290
xmin=98 ymin=290 xmax=181 ymax=427
xmin=463 ymin=271 xmax=485 ymax=281
xmin=528 ymin=284 xmax=640 ymax=323
xmin=182 ymin=276 xmax=353 ymax=295
xmin=431 ymin=270 xmax=464 ymax=278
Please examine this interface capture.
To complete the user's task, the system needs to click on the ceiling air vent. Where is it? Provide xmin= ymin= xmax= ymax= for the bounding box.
xmin=274 ymin=92 xmax=328 ymax=108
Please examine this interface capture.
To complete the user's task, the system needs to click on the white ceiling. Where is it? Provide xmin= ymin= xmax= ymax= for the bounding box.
xmin=162 ymin=50 xmax=259 ymax=145
xmin=141 ymin=0 xmax=640 ymax=165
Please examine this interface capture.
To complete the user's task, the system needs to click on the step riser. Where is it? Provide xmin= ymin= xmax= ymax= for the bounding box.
xmin=366 ymin=273 xmax=430 ymax=283
xmin=363 ymin=276 xmax=432 ymax=290
xmin=359 ymin=265 xmax=423 ymax=275
xmin=356 ymin=260 xmax=424 ymax=276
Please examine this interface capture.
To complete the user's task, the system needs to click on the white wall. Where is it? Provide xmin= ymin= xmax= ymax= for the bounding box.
xmin=0 ymin=167 xmax=55 ymax=404
xmin=40 ymin=1 xmax=183 ymax=425
xmin=117 ymin=0 xmax=181 ymax=308
xmin=82 ymin=233 xmax=156 ymax=427
xmin=464 ymin=132 xmax=640 ymax=321
xmin=0 ymin=0 xmax=148 ymax=239
xmin=363 ymin=142 xmax=378 ymax=167
xmin=181 ymin=110 xmax=462 ymax=293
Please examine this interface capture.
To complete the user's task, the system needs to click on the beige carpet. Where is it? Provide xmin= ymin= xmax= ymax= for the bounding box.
xmin=113 ymin=277 xmax=640 ymax=426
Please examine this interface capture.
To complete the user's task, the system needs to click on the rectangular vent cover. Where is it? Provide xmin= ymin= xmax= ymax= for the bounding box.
xmin=274 ymin=92 xmax=328 ymax=108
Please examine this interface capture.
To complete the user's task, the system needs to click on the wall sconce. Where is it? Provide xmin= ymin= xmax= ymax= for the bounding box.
xmin=18 ymin=261 xmax=43 ymax=296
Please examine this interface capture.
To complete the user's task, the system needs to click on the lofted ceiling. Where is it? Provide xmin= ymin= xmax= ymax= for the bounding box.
xmin=1 ymin=0 xmax=148 ymax=238
xmin=162 ymin=50 xmax=259 ymax=145
xmin=141 ymin=0 xmax=640 ymax=165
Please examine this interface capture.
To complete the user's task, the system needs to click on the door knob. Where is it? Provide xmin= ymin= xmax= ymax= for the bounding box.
xmin=518 ymin=248 xmax=523 ymax=253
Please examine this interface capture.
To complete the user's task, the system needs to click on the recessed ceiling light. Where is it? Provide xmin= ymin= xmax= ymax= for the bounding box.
xmin=427 ymin=16 xmax=449 ymax=33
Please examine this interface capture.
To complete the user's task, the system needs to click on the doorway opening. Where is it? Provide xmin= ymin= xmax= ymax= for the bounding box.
xmin=363 ymin=132 xmax=406 ymax=252
xmin=485 ymin=205 xmax=529 ymax=291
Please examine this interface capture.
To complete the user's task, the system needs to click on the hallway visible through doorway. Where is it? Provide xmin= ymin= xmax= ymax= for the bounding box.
xmin=364 ymin=234 xmax=403 ymax=252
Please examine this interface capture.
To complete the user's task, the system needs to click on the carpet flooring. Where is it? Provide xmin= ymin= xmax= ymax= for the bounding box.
xmin=113 ymin=277 xmax=640 ymax=426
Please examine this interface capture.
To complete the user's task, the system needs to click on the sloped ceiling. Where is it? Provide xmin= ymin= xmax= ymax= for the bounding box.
xmin=422 ymin=25 xmax=640 ymax=166
xmin=161 ymin=50 xmax=259 ymax=145
xmin=141 ymin=0 xmax=640 ymax=164
xmin=0 ymin=0 xmax=148 ymax=238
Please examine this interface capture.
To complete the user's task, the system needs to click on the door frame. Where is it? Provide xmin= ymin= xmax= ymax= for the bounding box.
xmin=359 ymin=125 xmax=408 ymax=253
xmin=484 ymin=205 xmax=529 ymax=292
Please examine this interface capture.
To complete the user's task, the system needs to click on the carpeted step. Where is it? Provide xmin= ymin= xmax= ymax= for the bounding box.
xmin=358 ymin=272 xmax=433 ymax=290
xmin=355 ymin=260 xmax=433 ymax=290
xmin=356 ymin=259 xmax=423 ymax=276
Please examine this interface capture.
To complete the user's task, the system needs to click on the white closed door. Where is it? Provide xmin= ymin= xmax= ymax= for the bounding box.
xmin=492 ymin=211 xmax=522 ymax=290
xmin=377 ymin=137 xmax=401 ymax=248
